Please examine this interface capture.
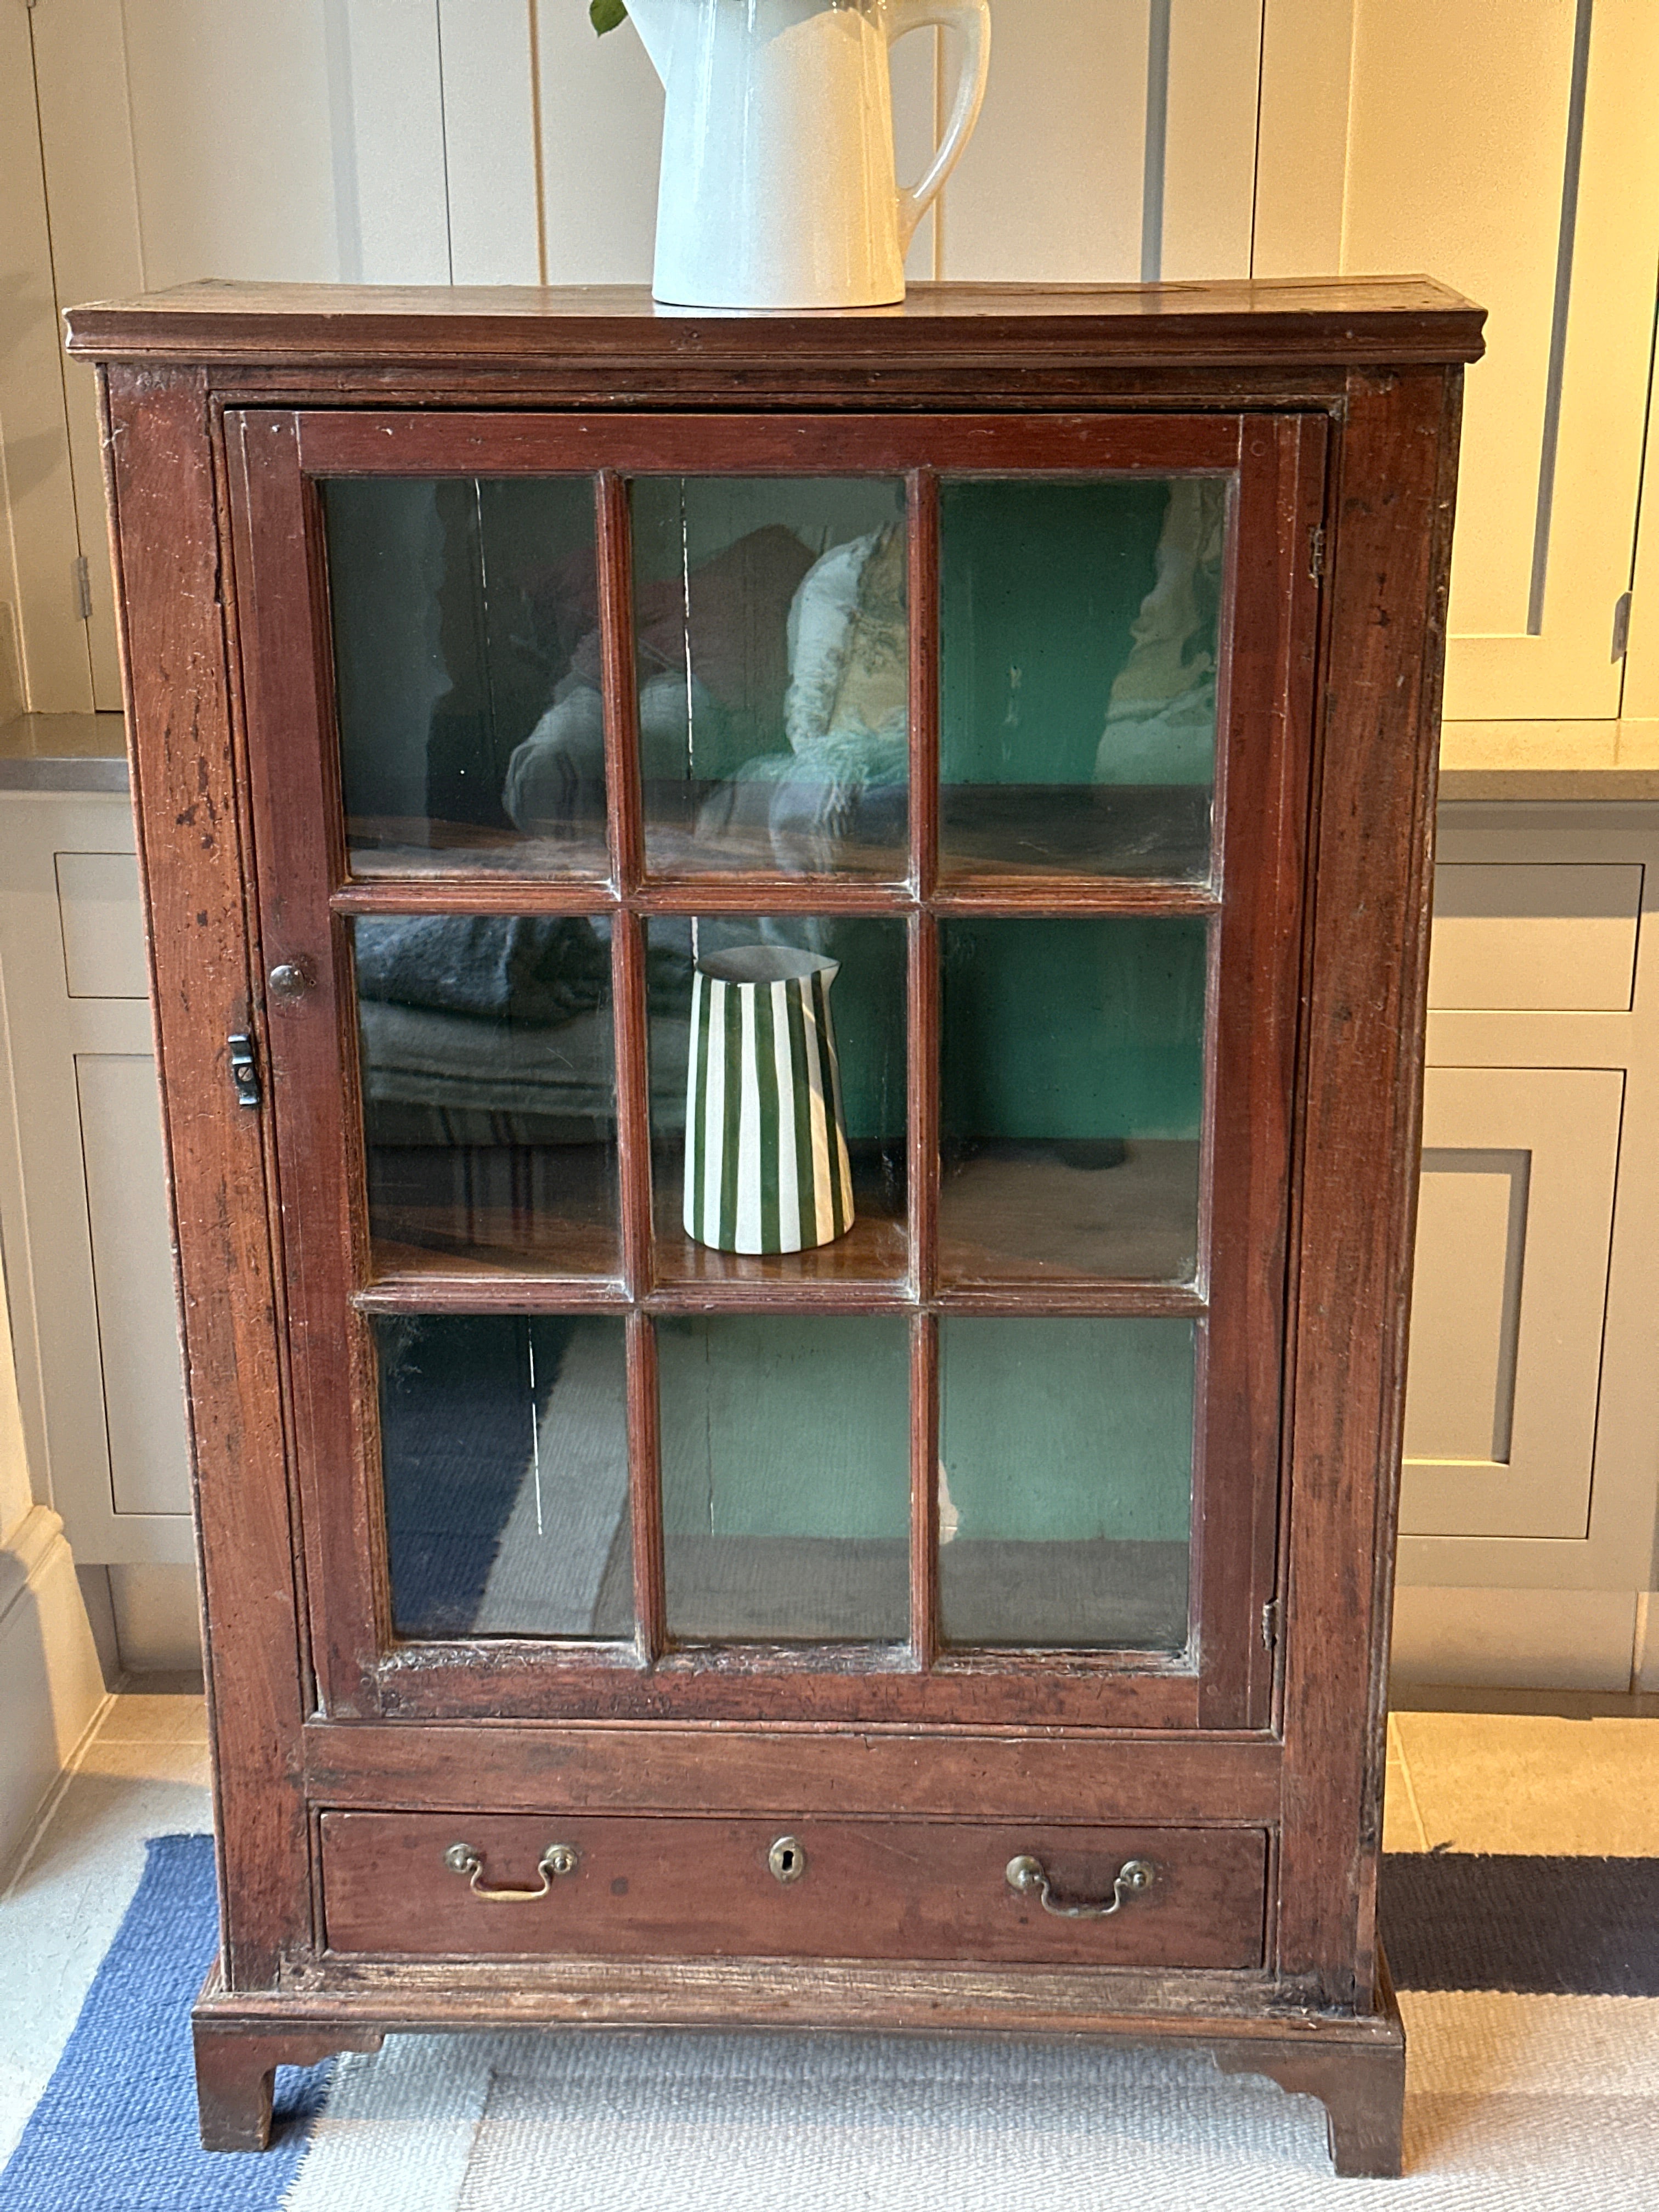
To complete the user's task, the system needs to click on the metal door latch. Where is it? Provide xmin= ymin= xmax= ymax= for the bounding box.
xmin=228 ymin=1032 xmax=261 ymax=1108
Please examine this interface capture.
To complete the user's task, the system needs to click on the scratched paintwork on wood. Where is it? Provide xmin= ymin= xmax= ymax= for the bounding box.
xmin=99 ymin=365 xmax=311 ymax=1986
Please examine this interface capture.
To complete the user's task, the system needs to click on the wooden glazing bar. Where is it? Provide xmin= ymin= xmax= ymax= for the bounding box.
xmin=909 ymin=913 xmax=938 ymax=1302
xmin=331 ymin=878 xmax=618 ymax=917
xmin=597 ymin=469 xmax=643 ymax=891
xmin=931 ymin=1282 xmax=1209 ymax=1319
xmin=929 ymin=882 xmax=1221 ymax=916
xmin=641 ymin=1283 xmax=914 ymax=1317
xmin=349 ymin=1277 xmax=1207 ymax=1321
xmin=910 ymin=1311 xmax=940 ymax=1669
xmin=329 ymin=877 xmax=1222 ymax=919
xmin=625 ymin=1309 xmax=667 ymax=1663
xmin=611 ymin=909 xmax=655 ymax=1299
xmin=634 ymin=875 xmax=912 ymax=909
xmin=351 ymin=1277 xmax=630 ymax=1316
xmin=909 ymin=469 xmax=939 ymax=898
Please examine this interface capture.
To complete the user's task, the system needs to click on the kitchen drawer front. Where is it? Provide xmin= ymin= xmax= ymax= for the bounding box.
xmin=320 ymin=1813 xmax=1268 ymax=1968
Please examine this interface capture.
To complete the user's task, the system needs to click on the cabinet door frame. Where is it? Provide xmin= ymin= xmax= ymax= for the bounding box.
xmin=225 ymin=404 xmax=1325 ymax=1734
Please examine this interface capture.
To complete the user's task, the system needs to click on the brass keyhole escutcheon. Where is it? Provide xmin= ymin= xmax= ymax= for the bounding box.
xmin=767 ymin=1834 xmax=807 ymax=1884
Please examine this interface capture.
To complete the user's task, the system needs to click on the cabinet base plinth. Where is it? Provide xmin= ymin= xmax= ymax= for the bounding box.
xmin=193 ymin=1993 xmax=385 ymax=2152
xmin=192 ymin=1958 xmax=1406 ymax=2177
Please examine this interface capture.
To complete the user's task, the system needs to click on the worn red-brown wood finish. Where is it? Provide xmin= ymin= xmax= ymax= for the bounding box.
xmin=73 ymin=278 xmax=1482 ymax=2181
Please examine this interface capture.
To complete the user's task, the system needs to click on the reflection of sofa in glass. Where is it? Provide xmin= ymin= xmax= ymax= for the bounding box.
xmin=356 ymin=915 xmax=687 ymax=1262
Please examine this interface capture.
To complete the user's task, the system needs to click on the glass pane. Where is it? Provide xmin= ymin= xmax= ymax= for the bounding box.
xmin=630 ymin=478 xmax=909 ymax=877
xmin=648 ymin=914 xmax=908 ymax=1287
xmin=939 ymin=477 xmax=1226 ymax=878
xmin=353 ymin=915 xmax=621 ymax=1276
xmin=659 ymin=1315 xmax=910 ymax=1641
xmin=377 ymin=1314 xmax=632 ymax=1639
xmin=939 ymin=917 xmax=1205 ymax=1286
xmin=324 ymin=476 xmax=606 ymax=876
xmin=939 ymin=1317 xmax=1194 ymax=1649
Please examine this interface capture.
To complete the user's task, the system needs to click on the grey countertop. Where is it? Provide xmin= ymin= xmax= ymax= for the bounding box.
xmin=0 ymin=714 xmax=129 ymax=792
xmin=1436 ymin=719 xmax=1659 ymax=800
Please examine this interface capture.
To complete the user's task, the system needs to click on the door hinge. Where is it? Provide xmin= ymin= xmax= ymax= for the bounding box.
xmin=1261 ymin=1599 xmax=1280 ymax=1651
xmin=1612 ymin=589 xmax=1632 ymax=662
xmin=1308 ymin=526 xmax=1326 ymax=584
xmin=73 ymin=555 xmax=92 ymax=622
xmin=227 ymin=1031 xmax=262 ymax=1109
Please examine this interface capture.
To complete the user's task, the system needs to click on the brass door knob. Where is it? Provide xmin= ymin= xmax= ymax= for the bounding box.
xmin=267 ymin=958 xmax=314 ymax=1001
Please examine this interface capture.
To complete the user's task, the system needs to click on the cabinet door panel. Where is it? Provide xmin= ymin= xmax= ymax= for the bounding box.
xmin=1330 ymin=0 xmax=1659 ymax=722
xmin=55 ymin=853 xmax=147 ymax=998
xmin=1427 ymin=863 xmax=1641 ymax=1013
xmin=1402 ymin=1065 xmax=1621 ymax=1538
xmin=229 ymin=405 xmax=1320 ymax=1730
xmin=74 ymin=1053 xmax=189 ymax=1518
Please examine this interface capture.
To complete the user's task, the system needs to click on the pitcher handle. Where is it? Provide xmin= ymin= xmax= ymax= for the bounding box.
xmin=888 ymin=0 xmax=991 ymax=253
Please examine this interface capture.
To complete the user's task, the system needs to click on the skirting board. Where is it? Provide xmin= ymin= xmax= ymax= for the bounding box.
xmin=1391 ymin=1584 xmax=1645 ymax=1691
xmin=0 ymin=1505 xmax=108 ymax=1874
xmin=106 ymin=1562 xmax=204 ymax=1673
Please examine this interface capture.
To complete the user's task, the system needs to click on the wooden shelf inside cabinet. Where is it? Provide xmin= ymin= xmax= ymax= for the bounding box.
xmin=75 ymin=276 xmax=1481 ymax=2177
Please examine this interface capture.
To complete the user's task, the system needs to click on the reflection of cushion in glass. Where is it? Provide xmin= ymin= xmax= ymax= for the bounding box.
xmin=785 ymin=524 xmax=908 ymax=755
xmin=503 ymin=674 xmax=724 ymax=833
xmin=1093 ymin=678 xmax=1216 ymax=787
xmin=355 ymin=913 xmax=610 ymax=1025
xmin=1093 ymin=478 xmax=1224 ymax=788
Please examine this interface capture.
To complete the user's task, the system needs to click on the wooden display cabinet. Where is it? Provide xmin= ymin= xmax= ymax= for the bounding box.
xmin=66 ymin=279 xmax=1482 ymax=2178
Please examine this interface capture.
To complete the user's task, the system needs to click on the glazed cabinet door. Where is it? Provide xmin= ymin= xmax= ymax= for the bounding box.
xmin=226 ymin=407 xmax=1324 ymax=1734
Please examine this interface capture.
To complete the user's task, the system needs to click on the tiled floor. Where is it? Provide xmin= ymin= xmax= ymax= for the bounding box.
xmin=1383 ymin=1704 xmax=1659 ymax=1854
xmin=1 ymin=1685 xmax=1655 ymax=2170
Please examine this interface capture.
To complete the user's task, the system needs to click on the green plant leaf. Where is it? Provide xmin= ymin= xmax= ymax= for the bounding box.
xmin=590 ymin=0 xmax=629 ymax=32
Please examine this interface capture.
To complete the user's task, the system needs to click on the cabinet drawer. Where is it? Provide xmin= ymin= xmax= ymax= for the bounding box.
xmin=320 ymin=1813 xmax=1267 ymax=1969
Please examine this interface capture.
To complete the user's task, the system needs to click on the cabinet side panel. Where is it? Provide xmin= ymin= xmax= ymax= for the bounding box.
xmin=100 ymin=365 xmax=309 ymax=1988
xmin=1278 ymin=366 xmax=1463 ymax=2004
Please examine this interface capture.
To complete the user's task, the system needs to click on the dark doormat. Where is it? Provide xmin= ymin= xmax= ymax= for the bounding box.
xmin=1381 ymin=1852 xmax=1659 ymax=1995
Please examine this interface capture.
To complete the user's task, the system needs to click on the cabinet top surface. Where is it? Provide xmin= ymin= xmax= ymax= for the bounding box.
xmin=65 ymin=276 xmax=1485 ymax=370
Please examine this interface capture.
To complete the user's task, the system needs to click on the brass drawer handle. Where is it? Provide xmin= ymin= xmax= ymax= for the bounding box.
xmin=1005 ymin=1853 xmax=1156 ymax=1919
xmin=443 ymin=1840 xmax=579 ymax=1901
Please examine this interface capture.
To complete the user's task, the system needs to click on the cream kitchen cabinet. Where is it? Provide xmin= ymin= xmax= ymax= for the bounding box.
xmin=0 ymin=777 xmax=191 ymax=1570
xmin=1399 ymin=802 xmax=1659 ymax=1688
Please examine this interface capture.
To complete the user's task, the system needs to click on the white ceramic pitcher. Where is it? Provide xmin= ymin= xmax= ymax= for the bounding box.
xmin=627 ymin=0 xmax=991 ymax=311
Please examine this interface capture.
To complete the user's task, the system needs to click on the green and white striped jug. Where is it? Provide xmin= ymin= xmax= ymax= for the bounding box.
xmin=682 ymin=946 xmax=855 ymax=1254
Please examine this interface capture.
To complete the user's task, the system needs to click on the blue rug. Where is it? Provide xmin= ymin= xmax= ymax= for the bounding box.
xmin=0 ymin=1835 xmax=329 ymax=2211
